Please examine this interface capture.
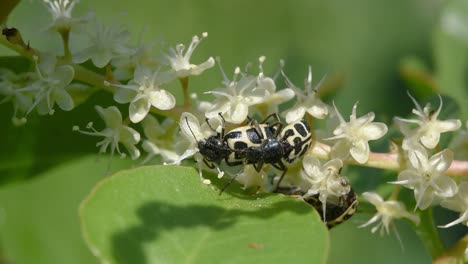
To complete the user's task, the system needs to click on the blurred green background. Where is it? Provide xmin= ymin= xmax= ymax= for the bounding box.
xmin=0 ymin=0 xmax=467 ymax=263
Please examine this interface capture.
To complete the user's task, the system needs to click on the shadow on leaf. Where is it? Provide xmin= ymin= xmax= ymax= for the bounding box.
xmin=111 ymin=197 xmax=312 ymax=264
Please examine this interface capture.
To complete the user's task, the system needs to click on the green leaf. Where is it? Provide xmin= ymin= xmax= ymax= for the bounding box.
xmin=0 ymin=155 xmax=134 ymax=264
xmin=434 ymin=0 xmax=468 ymax=120
xmin=399 ymin=56 xmax=437 ymax=98
xmin=0 ymin=56 xmax=31 ymax=72
xmin=80 ymin=166 xmax=329 ymax=264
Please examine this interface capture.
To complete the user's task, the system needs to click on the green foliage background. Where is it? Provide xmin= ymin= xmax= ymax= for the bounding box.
xmin=0 ymin=0 xmax=466 ymax=263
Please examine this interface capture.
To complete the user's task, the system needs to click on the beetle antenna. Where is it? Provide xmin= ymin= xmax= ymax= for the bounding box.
xmin=185 ymin=116 xmax=200 ymax=142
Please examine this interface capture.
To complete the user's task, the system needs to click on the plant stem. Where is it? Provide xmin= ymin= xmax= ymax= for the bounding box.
xmin=179 ymin=77 xmax=191 ymax=107
xmin=308 ymin=141 xmax=468 ymax=177
xmin=414 ymin=208 xmax=445 ymax=259
xmin=59 ymin=29 xmax=72 ymax=61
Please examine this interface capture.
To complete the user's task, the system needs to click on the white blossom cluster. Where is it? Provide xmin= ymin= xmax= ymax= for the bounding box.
xmin=0 ymin=0 xmax=467 ymax=241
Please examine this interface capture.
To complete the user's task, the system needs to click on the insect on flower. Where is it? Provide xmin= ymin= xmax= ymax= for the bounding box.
xmin=276 ymin=186 xmax=358 ymax=229
xmin=222 ymin=113 xmax=313 ymax=192
xmin=181 ymin=112 xmax=232 ymax=169
xmin=180 ymin=112 xmax=313 ymax=193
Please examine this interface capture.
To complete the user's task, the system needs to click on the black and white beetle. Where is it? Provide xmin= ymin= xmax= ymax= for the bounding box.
xmin=183 ymin=113 xmax=232 ymax=169
xmin=183 ymin=112 xmax=312 ymax=192
xmin=305 ymin=189 xmax=358 ymax=228
xmin=275 ymin=186 xmax=358 ymax=229
xmin=222 ymin=113 xmax=312 ymax=191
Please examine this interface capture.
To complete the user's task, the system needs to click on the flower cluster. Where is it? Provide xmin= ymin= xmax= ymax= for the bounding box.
xmin=0 ymin=53 xmax=81 ymax=125
xmin=354 ymin=94 xmax=465 ymax=240
xmin=1 ymin=0 xmax=467 ymax=249
xmin=326 ymin=102 xmax=388 ymax=163
xmin=391 ymin=94 xmax=463 ymax=213
xmin=300 ymin=155 xmax=350 ymax=222
xmin=359 ymin=192 xmax=420 ymax=236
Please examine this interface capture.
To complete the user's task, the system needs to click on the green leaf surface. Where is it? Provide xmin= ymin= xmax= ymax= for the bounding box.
xmin=0 ymin=56 xmax=31 ymax=72
xmin=434 ymin=0 xmax=468 ymax=120
xmin=0 ymin=155 xmax=134 ymax=264
xmin=80 ymin=165 xmax=329 ymax=264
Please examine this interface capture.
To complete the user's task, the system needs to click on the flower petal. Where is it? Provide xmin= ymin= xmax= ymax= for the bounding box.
xmin=414 ymin=187 xmax=433 ymax=210
xmin=142 ymin=140 xmax=161 ymax=155
xmin=53 ymin=65 xmax=75 ymax=88
xmin=96 ymin=105 xmax=122 ymax=129
xmin=420 ymin=130 xmax=440 ymax=149
xmin=190 ymin=57 xmax=215 ymax=75
xmin=129 ymin=98 xmax=151 ymax=123
xmin=361 ymin=122 xmax=388 ymax=140
xmin=54 ymin=88 xmax=74 ymax=111
xmin=396 ymin=170 xmax=420 ymax=187
xmin=306 ymin=99 xmax=329 ymax=119
xmin=330 ymin=139 xmax=351 ymax=160
xmin=36 ymin=97 xmax=50 ymax=115
xmin=179 ymin=112 xmax=203 ymax=143
xmin=205 ymin=100 xmax=231 ymax=119
xmin=431 ymin=175 xmax=458 ymax=198
xmin=285 ymin=105 xmax=306 ymax=124
xmin=92 ymin=49 xmax=113 ymax=68
xmin=114 ymin=88 xmax=136 ymax=104
xmin=257 ymin=77 xmax=276 ymax=93
xmin=39 ymin=53 xmax=57 ymax=75
xmin=149 ymin=89 xmax=176 ymax=110
xmin=73 ymin=46 xmax=94 ymax=64
xmin=430 ymin=149 xmax=453 ymax=173
xmin=434 ymin=119 xmax=462 ymax=133
xmin=302 ymin=155 xmax=321 ymax=176
xmin=362 ymin=192 xmax=384 ymax=206
xmin=119 ymin=126 xmax=141 ymax=145
xmin=350 ymin=140 xmax=370 ymax=164
xmin=229 ymin=102 xmax=248 ymax=124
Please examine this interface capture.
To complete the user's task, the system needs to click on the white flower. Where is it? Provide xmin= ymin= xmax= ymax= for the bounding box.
xmin=164 ymin=32 xmax=215 ymax=78
xmin=439 ymin=181 xmax=468 ymax=228
xmin=0 ymin=69 xmax=34 ymax=125
xmin=106 ymin=66 xmax=176 ymax=123
xmin=178 ymin=112 xmax=225 ymax=180
xmin=235 ymin=165 xmax=267 ymax=190
xmin=359 ymin=192 xmax=420 ymax=236
xmin=300 ymin=155 xmax=350 ymax=221
xmin=41 ymin=0 xmax=92 ymax=32
xmin=73 ymin=18 xmax=133 ymax=68
xmin=111 ymin=38 xmax=160 ymax=81
xmin=205 ymin=66 xmax=267 ymax=124
xmin=282 ymin=66 xmax=329 ymax=123
xmin=73 ymin=105 xmax=141 ymax=164
xmin=394 ymin=94 xmax=462 ymax=150
xmin=139 ymin=115 xmax=181 ymax=165
xmin=325 ymin=102 xmax=388 ymax=164
xmin=251 ymin=57 xmax=294 ymax=117
xmin=17 ymin=54 xmax=75 ymax=116
xmin=392 ymin=148 xmax=458 ymax=210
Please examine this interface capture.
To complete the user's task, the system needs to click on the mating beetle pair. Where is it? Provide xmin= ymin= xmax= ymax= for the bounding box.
xmin=184 ymin=113 xmax=312 ymax=191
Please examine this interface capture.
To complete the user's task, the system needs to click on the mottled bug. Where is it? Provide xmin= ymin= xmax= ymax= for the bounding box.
xmin=182 ymin=112 xmax=312 ymax=192
xmin=181 ymin=112 xmax=232 ymax=169
xmin=305 ymin=189 xmax=358 ymax=228
xmin=276 ymin=186 xmax=358 ymax=229
xmin=222 ymin=114 xmax=312 ymax=190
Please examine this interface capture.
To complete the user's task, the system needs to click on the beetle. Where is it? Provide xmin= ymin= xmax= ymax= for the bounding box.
xmin=275 ymin=186 xmax=358 ymax=229
xmin=221 ymin=114 xmax=312 ymax=191
xmin=183 ymin=113 xmax=232 ymax=169
xmin=305 ymin=189 xmax=358 ymax=228
xmin=183 ymin=112 xmax=312 ymax=192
